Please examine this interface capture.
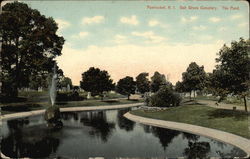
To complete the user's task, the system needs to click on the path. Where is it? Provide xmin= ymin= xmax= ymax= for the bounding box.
xmin=0 ymin=103 xmax=143 ymax=120
xmin=197 ymin=99 xmax=248 ymax=111
xmin=124 ymin=112 xmax=250 ymax=158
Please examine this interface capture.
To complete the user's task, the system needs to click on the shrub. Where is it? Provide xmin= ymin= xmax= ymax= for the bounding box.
xmin=56 ymin=91 xmax=85 ymax=101
xmin=147 ymin=86 xmax=182 ymax=107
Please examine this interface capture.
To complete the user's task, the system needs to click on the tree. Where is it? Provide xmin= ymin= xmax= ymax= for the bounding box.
xmin=175 ymin=81 xmax=185 ymax=93
xmin=80 ymin=67 xmax=114 ymax=99
xmin=59 ymin=77 xmax=72 ymax=90
xmin=0 ymin=2 xmax=64 ymax=96
xmin=116 ymin=76 xmax=136 ymax=100
xmin=150 ymin=71 xmax=167 ymax=92
xmin=210 ymin=38 xmax=250 ymax=111
xmin=181 ymin=62 xmax=206 ymax=99
xmin=136 ymin=72 xmax=150 ymax=95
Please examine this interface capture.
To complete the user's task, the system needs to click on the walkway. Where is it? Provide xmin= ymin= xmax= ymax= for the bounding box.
xmin=198 ymin=99 xmax=248 ymax=111
xmin=124 ymin=112 xmax=250 ymax=158
xmin=0 ymin=103 xmax=143 ymax=120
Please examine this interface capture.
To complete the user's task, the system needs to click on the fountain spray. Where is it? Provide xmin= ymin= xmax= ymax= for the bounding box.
xmin=50 ymin=64 xmax=57 ymax=106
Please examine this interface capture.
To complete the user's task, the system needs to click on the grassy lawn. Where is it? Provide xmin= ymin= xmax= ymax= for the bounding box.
xmin=131 ymin=105 xmax=250 ymax=139
xmin=194 ymin=95 xmax=249 ymax=107
xmin=1 ymin=91 xmax=143 ymax=115
xmin=1 ymin=98 xmax=143 ymax=115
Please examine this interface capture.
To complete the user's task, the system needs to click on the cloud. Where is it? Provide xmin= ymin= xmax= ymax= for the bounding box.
xmin=192 ymin=25 xmax=207 ymax=31
xmin=114 ymin=34 xmax=127 ymax=44
xmin=131 ymin=31 xmax=166 ymax=44
xmin=181 ymin=16 xmax=198 ymax=23
xmin=71 ymin=31 xmax=89 ymax=39
xmin=82 ymin=16 xmax=104 ymax=25
xmin=230 ymin=14 xmax=243 ymax=20
xmin=218 ymin=27 xmax=228 ymax=32
xmin=55 ymin=19 xmax=71 ymax=31
xmin=237 ymin=22 xmax=248 ymax=28
xmin=120 ymin=15 xmax=139 ymax=25
xmin=148 ymin=19 xmax=168 ymax=28
xmin=148 ymin=20 xmax=160 ymax=27
xmin=209 ymin=17 xmax=221 ymax=23
xmin=57 ymin=41 xmax=224 ymax=85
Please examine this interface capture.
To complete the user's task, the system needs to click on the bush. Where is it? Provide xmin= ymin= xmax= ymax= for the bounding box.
xmin=56 ymin=91 xmax=85 ymax=102
xmin=147 ymin=86 xmax=182 ymax=107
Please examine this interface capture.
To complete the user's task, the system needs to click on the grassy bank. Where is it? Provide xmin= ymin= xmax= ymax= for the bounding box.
xmin=131 ymin=105 xmax=250 ymax=139
xmin=1 ymin=98 xmax=143 ymax=115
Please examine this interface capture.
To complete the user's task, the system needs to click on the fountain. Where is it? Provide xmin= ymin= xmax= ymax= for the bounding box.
xmin=50 ymin=66 xmax=57 ymax=106
xmin=44 ymin=64 xmax=63 ymax=129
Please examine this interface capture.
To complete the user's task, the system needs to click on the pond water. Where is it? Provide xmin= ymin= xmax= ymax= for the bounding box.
xmin=0 ymin=108 xmax=247 ymax=158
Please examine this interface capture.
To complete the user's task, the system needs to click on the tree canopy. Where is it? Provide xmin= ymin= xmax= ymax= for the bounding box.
xmin=116 ymin=76 xmax=136 ymax=100
xmin=209 ymin=38 xmax=250 ymax=111
xmin=181 ymin=62 xmax=207 ymax=98
xmin=0 ymin=2 xmax=64 ymax=96
xmin=80 ymin=67 xmax=114 ymax=98
xmin=150 ymin=71 xmax=168 ymax=92
xmin=136 ymin=72 xmax=150 ymax=94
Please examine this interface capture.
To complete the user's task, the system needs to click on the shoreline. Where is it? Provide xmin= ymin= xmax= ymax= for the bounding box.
xmin=124 ymin=112 xmax=250 ymax=158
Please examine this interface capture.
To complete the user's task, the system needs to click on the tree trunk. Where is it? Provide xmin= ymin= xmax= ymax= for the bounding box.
xmin=243 ymin=96 xmax=247 ymax=112
xmin=128 ymin=94 xmax=130 ymax=100
xmin=190 ymin=91 xmax=192 ymax=100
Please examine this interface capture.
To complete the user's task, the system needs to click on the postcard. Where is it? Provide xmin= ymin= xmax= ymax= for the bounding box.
xmin=0 ymin=0 xmax=249 ymax=158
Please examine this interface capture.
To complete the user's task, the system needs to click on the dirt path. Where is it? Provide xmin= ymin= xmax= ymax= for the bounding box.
xmin=197 ymin=99 xmax=248 ymax=111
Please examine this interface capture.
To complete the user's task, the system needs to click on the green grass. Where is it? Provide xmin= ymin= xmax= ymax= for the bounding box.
xmin=1 ymin=98 xmax=143 ymax=115
xmin=131 ymin=105 xmax=250 ymax=139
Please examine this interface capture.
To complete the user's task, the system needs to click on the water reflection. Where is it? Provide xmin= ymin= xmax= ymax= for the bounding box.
xmin=61 ymin=112 xmax=79 ymax=121
xmin=1 ymin=119 xmax=60 ymax=158
xmin=0 ymin=109 xmax=247 ymax=158
xmin=184 ymin=141 xmax=211 ymax=159
xmin=80 ymin=111 xmax=115 ymax=142
xmin=151 ymin=127 xmax=180 ymax=150
xmin=117 ymin=108 xmax=135 ymax=131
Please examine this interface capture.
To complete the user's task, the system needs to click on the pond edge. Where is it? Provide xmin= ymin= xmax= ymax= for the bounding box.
xmin=124 ymin=112 xmax=250 ymax=158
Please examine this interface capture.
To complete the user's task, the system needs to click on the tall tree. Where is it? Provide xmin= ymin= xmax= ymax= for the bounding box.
xmin=80 ymin=67 xmax=114 ymax=99
xmin=150 ymin=71 xmax=167 ymax=92
xmin=175 ymin=81 xmax=185 ymax=93
xmin=182 ymin=62 xmax=206 ymax=99
xmin=59 ymin=77 xmax=73 ymax=90
xmin=116 ymin=76 xmax=136 ymax=100
xmin=0 ymin=2 xmax=64 ymax=96
xmin=211 ymin=38 xmax=250 ymax=111
xmin=136 ymin=72 xmax=150 ymax=95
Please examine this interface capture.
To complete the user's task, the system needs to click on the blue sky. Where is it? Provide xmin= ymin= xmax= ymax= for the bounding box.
xmin=15 ymin=0 xmax=249 ymax=85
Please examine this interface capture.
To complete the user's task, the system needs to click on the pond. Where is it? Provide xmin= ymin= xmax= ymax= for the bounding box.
xmin=0 ymin=108 xmax=247 ymax=158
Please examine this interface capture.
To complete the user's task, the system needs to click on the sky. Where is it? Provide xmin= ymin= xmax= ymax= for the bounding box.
xmin=4 ymin=0 xmax=249 ymax=85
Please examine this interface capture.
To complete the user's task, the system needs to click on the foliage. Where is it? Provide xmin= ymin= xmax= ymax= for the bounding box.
xmin=58 ymin=77 xmax=72 ymax=90
xmin=181 ymin=62 xmax=207 ymax=97
xmin=148 ymin=85 xmax=181 ymax=107
xmin=209 ymin=38 xmax=250 ymax=111
xmin=136 ymin=72 xmax=150 ymax=94
xmin=80 ymin=67 xmax=115 ymax=98
xmin=150 ymin=71 xmax=168 ymax=92
xmin=0 ymin=2 xmax=64 ymax=96
xmin=116 ymin=76 xmax=136 ymax=100
xmin=56 ymin=91 xmax=85 ymax=101
xmin=175 ymin=81 xmax=185 ymax=93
